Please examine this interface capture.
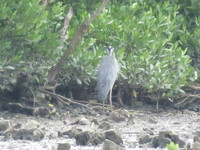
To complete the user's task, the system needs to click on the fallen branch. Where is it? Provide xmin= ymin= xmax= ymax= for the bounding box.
xmin=75 ymin=99 xmax=116 ymax=110
xmin=39 ymin=87 xmax=114 ymax=112
xmin=188 ymin=85 xmax=200 ymax=91
xmin=174 ymin=92 xmax=198 ymax=107
xmin=174 ymin=94 xmax=190 ymax=107
xmin=39 ymin=88 xmax=93 ymax=111
xmin=181 ymin=93 xmax=200 ymax=99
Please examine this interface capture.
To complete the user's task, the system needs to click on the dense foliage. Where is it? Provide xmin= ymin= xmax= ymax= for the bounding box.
xmin=0 ymin=0 xmax=65 ymax=90
xmin=0 ymin=0 xmax=199 ymax=100
xmin=0 ymin=0 xmax=65 ymax=61
xmin=91 ymin=1 xmax=197 ymax=97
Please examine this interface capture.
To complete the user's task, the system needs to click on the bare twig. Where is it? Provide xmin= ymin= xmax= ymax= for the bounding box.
xmin=180 ymin=93 xmax=200 ymax=99
xmin=39 ymin=88 xmax=92 ymax=111
xmin=188 ymin=85 xmax=200 ymax=91
xmin=40 ymin=87 xmax=114 ymax=112
xmin=47 ymin=0 xmax=110 ymax=82
xmin=164 ymin=118 xmax=172 ymax=129
xmin=75 ymin=99 xmax=115 ymax=109
xmin=174 ymin=92 xmax=198 ymax=107
xmin=42 ymin=83 xmax=61 ymax=93
xmin=174 ymin=94 xmax=190 ymax=107
xmin=61 ymin=7 xmax=73 ymax=43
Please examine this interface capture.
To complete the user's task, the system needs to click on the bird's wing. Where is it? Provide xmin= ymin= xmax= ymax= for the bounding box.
xmin=97 ymin=55 xmax=119 ymax=101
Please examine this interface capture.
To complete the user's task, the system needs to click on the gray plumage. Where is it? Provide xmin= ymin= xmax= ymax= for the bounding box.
xmin=97 ymin=47 xmax=119 ymax=105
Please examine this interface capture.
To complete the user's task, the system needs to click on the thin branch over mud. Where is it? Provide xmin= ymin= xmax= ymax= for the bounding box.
xmin=39 ymin=86 xmax=114 ymax=113
xmin=39 ymin=87 xmax=93 ymax=111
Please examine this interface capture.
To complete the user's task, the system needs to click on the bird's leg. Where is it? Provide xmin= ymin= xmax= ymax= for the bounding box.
xmin=103 ymin=101 xmax=105 ymax=115
xmin=109 ymin=88 xmax=113 ymax=111
xmin=156 ymin=99 xmax=159 ymax=113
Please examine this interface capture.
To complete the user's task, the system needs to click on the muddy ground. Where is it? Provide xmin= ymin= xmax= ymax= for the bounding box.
xmin=0 ymin=103 xmax=199 ymax=150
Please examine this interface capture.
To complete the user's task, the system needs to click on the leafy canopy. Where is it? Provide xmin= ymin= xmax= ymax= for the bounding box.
xmin=0 ymin=0 xmax=198 ymax=99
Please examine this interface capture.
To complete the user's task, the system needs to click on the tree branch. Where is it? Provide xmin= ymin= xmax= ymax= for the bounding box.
xmin=47 ymin=0 xmax=110 ymax=82
xmin=61 ymin=7 xmax=73 ymax=43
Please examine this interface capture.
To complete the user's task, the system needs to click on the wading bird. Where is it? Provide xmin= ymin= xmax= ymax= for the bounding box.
xmin=97 ymin=46 xmax=119 ymax=111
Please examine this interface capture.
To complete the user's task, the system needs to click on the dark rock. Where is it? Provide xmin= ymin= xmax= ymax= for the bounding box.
xmin=33 ymin=107 xmax=50 ymax=117
xmin=185 ymin=142 xmax=191 ymax=150
xmin=13 ymin=123 xmax=22 ymax=129
xmin=104 ymin=129 xmax=123 ymax=146
xmin=159 ymin=131 xmax=186 ymax=148
xmin=152 ymin=136 xmax=171 ymax=148
xmin=143 ymin=128 xmax=154 ymax=135
xmin=193 ymin=131 xmax=200 ymax=142
xmin=2 ymin=103 xmax=33 ymax=115
xmin=99 ymin=122 xmax=112 ymax=130
xmin=5 ymin=129 xmax=33 ymax=140
xmin=102 ymin=139 xmax=125 ymax=150
xmin=0 ymin=120 xmax=10 ymax=131
xmin=75 ymin=131 xmax=92 ymax=145
xmin=91 ymin=119 xmax=99 ymax=125
xmin=73 ymin=130 xmax=106 ymax=146
xmin=151 ymin=131 xmax=186 ymax=148
xmin=91 ymin=106 xmax=108 ymax=114
xmin=4 ymin=128 xmax=44 ymax=141
xmin=74 ymin=129 xmax=122 ymax=146
xmin=194 ymin=136 xmax=200 ymax=143
xmin=48 ymin=131 xmax=58 ymax=139
xmin=90 ymin=132 xmax=105 ymax=145
xmin=118 ymin=109 xmax=130 ymax=118
xmin=195 ymin=126 xmax=200 ymax=131
xmin=57 ymin=143 xmax=71 ymax=150
xmin=192 ymin=142 xmax=200 ymax=150
xmin=139 ymin=134 xmax=152 ymax=144
xmin=22 ymin=120 xmax=40 ymax=130
xmin=77 ymin=117 xmax=90 ymax=125
xmin=148 ymin=118 xmax=157 ymax=124
xmin=108 ymin=109 xmax=130 ymax=122
xmin=108 ymin=111 xmax=125 ymax=122
xmin=32 ymin=129 xmax=44 ymax=141
xmin=59 ymin=127 xmax=81 ymax=138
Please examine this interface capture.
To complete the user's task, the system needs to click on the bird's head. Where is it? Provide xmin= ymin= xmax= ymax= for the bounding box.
xmin=106 ymin=46 xmax=114 ymax=55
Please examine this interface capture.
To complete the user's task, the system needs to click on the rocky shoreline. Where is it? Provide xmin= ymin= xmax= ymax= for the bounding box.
xmin=0 ymin=108 xmax=200 ymax=150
